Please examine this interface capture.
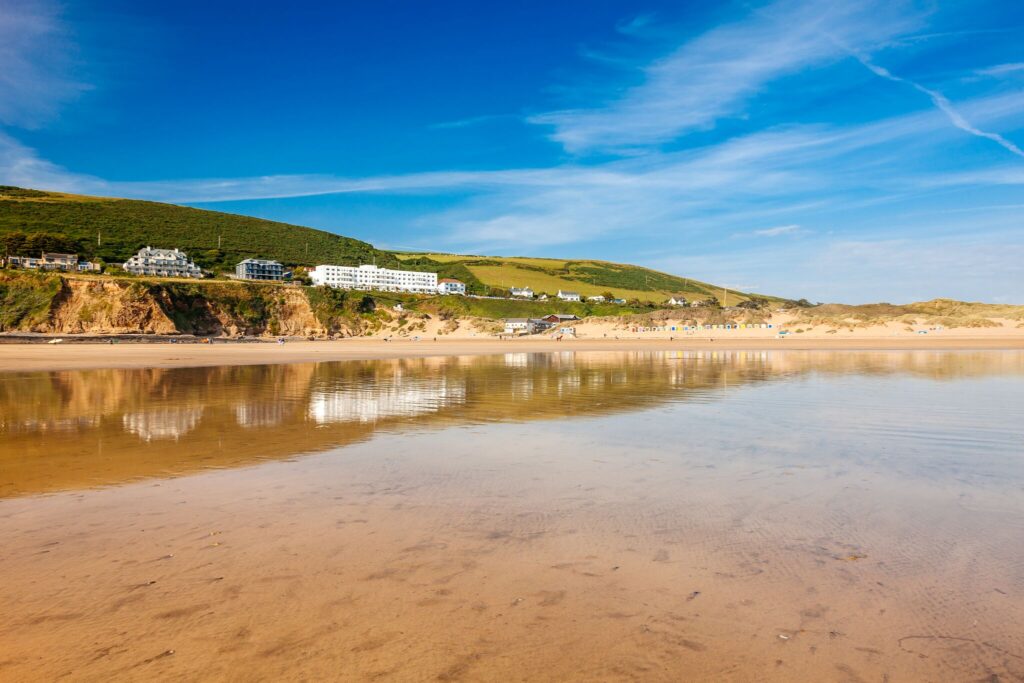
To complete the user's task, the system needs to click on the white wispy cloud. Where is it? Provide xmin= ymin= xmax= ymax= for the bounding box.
xmin=428 ymin=114 xmax=512 ymax=130
xmin=651 ymin=226 xmax=1024 ymax=303
xmin=0 ymin=0 xmax=87 ymax=128
xmin=851 ymin=52 xmax=1024 ymax=159
xmin=976 ymin=62 xmax=1024 ymax=77
xmin=4 ymin=89 xmax=1019 ymax=235
xmin=615 ymin=13 xmax=657 ymax=36
xmin=753 ymin=224 xmax=802 ymax=237
xmin=0 ymin=131 xmax=103 ymax=191
xmin=528 ymin=0 xmax=923 ymax=154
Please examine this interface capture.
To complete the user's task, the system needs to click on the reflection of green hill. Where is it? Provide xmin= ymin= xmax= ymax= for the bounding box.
xmin=2 ymin=351 xmax=1020 ymax=496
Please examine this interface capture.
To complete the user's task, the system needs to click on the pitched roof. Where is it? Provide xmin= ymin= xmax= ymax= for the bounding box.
xmin=439 ymin=278 xmax=463 ymax=284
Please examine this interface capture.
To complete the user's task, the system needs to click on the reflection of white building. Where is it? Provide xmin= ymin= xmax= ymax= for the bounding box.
xmin=503 ymin=353 xmax=529 ymax=367
xmin=559 ymin=373 xmax=582 ymax=393
xmin=234 ymin=403 xmax=289 ymax=428
xmin=308 ymin=376 xmax=466 ymax=424
xmin=309 ymin=264 xmax=438 ymax=294
xmin=122 ymin=407 xmax=204 ymax=441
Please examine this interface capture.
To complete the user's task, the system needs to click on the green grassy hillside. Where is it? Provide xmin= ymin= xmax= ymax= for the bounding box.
xmin=2 ymin=186 xmax=782 ymax=305
xmin=394 ymin=253 xmax=773 ymax=305
xmin=0 ymin=186 xmax=399 ymax=273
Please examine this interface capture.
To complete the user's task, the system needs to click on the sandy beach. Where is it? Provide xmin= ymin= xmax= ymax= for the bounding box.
xmin=2 ymin=350 xmax=1023 ymax=680
xmin=0 ymin=332 xmax=1021 ymax=372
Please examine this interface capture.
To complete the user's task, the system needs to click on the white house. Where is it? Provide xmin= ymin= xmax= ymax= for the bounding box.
xmin=666 ymin=296 xmax=688 ymax=306
xmin=9 ymin=252 xmax=100 ymax=273
xmin=510 ymin=286 xmax=534 ymax=298
xmin=437 ymin=278 xmax=466 ymax=295
xmin=503 ymin=318 xmax=553 ymax=335
xmin=557 ymin=290 xmax=581 ymax=302
xmin=587 ymin=295 xmax=606 ymax=303
xmin=309 ymin=264 xmax=438 ymax=294
xmin=124 ymin=247 xmax=203 ymax=278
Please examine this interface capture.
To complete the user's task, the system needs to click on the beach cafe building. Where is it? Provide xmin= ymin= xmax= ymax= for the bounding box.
xmin=503 ymin=318 xmax=553 ymax=335
xmin=543 ymin=314 xmax=580 ymax=324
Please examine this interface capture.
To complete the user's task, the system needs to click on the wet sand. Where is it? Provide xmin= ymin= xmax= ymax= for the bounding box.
xmin=1 ymin=352 xmax=1022 ymax=680
xmin=1 ymin=335 xmax=1023 ymax=373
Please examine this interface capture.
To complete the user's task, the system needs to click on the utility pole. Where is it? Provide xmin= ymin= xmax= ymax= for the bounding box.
xmin=218 ymin=235 xmax=222 ymax=249
xmin=97 ymin=230 xmax=101 ymax=247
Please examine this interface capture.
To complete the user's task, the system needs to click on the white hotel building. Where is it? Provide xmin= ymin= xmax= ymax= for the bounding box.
xmin=309 ymin=264 xmax=438 ymax=294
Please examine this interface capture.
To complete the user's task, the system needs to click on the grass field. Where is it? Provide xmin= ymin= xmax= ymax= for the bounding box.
xmin=463 ymin=264 xmax=661 ymax=301
xmin=398 ymin=254 xmax=572 ymax=269
xmin=396 ymin=252 xmax=759 ymax=305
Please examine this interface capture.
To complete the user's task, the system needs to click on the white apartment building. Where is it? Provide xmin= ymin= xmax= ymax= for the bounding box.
xmin=309 ymin=264 xmax=438 ymax=294
xmin=123 ymin=247 xmax=203 ymax=278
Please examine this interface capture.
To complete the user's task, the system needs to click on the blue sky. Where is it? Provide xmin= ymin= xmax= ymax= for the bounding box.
xmin=2 ymin=0 xmax=1023 ymax=303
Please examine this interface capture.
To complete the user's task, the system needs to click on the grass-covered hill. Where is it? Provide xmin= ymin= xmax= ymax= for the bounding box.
xmin=0 ymin=186 xmax=400 ymax=273
xmin=394 ymin=253 xmax=775 ymax=305
xmin=1 ymin=185 xmax=781 ymax=304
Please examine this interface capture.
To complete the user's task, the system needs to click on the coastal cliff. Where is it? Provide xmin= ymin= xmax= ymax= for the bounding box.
xmin=3 ymin=271 xmax=1020 ymax=340
xmin=0 ymin=273 xmax=364 ymax=337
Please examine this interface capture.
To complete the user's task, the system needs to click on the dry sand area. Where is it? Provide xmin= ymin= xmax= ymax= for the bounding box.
xmin=1 ymin=330 xmax=1023 ymax=373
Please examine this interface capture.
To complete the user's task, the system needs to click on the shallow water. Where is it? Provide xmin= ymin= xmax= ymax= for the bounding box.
xmin=1 ymin=350 xmax=1022 ymax=680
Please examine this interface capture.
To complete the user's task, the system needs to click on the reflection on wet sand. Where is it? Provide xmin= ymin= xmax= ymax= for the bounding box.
xmin=0 ymin=351 xmax=1023 ymax=681
xmin=3 ymin=350 xmax=1022 ymax=497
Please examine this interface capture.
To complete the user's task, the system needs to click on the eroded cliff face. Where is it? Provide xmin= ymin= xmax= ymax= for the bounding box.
xmin=1 ymin=274 xmax=353 ymax=337
xmin=271 ymin=288 xmax=331 ymax=337
xmin=38 ymin=279 xmax=178 ymax=335
xmin=150 ymin=283 xmax=331 ymax=337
